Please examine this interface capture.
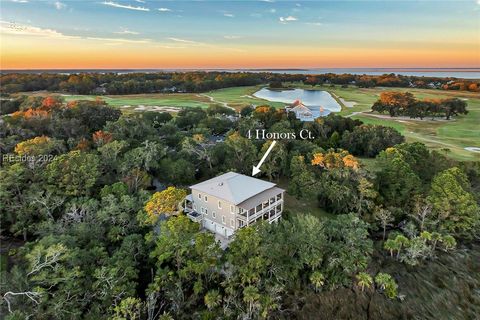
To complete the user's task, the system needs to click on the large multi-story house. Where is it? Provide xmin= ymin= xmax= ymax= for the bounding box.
xmin=183 ymin=172 xmax=285 ymax=238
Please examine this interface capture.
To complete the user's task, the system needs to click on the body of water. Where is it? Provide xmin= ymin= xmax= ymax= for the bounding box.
xmin=2 ymin=68 xmax=479 ymax=79
xmin=251 ymin=68 xmax=480 ymax=79
xmin=253 ymin=88 xmax=342 ymax=118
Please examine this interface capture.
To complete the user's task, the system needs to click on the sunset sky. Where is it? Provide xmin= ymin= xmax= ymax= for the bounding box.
xmin=1 ymin=0 xmax=479 ymax=69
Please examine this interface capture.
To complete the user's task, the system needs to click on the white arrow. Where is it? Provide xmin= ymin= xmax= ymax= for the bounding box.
xmin=252 ymin=140 xmax=277 ymax=176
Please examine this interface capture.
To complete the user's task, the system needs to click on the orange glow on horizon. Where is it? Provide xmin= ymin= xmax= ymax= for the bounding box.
xmin=1 ymin=35 xmax=479 ymax=70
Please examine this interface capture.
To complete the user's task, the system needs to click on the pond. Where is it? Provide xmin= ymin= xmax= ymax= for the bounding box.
xmin=253 ymin=88 xmax=342 ymax=118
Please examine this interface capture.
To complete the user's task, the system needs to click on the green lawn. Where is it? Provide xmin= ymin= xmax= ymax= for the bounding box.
xmin=298 ymin=84 xmax=480 ymax=161
xmin=22 ymin=92 xmax=213 ymax=110
xmin=19 ymin=85 xmax=480 ymax=161
xmin=205 ymin=85 xmax=284 ymax=110
xmin=276 ymin=178 xmax=333 ymax=220
xmin=62 ymin=93 xmax=212 ymax=109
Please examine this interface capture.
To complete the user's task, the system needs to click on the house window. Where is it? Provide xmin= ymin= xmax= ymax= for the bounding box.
xmin=230 ymin=205 xmax=234 ymax=214
xmin=276 ymin=194 xmax=282 ymax=201
xmin=201 ymin=207 xmax=204 ymax=214
xmin=193 ymin=204 xmax=197 ymax=211
xmin=218 ymin=201 xmax=222 ymax=209
xmin=198 ymin=193 xmax=202 ymax=199
xmin=238 ymin=219 xmax=245 ymax=227
xmin=230 ymin=219 xmax=235 ymax=227
xmin=205 ymin=208 xmax=208 ymax=215
xmin=212 ymin=211 xmax=216 ymax=218
xmin=222 ymin=215 xmax=226 ymax=224
xmin=204 ymin=195 xmax=208 ymax=202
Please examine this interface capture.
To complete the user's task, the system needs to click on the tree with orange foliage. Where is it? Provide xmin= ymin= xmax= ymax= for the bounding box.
xmin=15 ymin=136 xmax=63 ymax=157
xmin=376 ymin=92 xmax=415 ymax=117
xmin=41 ymin=96 xmax=63 ymax=110
xmin=312 ymin=149 xmax=359 ymax=170
xmin=144 ymin=187 xmax=187 ymax=224
xmin=342 ymin=154 xmax=360 ymax=170
xmin=467 ymin=83 xmax=479 ymax=92
xmin=22 ymin=109 xmax=50 ymax=119
xmin=75 ymin=138 xmax=90 ymax=151
xmin=92 ymin=130 xmax=113 ymax=147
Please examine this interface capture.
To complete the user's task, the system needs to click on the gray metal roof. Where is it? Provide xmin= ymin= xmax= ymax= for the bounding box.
xmin=237 ymin=186 xmax=284 ymax=210
xmin=190 ymin=172 xmax=279 ymax=205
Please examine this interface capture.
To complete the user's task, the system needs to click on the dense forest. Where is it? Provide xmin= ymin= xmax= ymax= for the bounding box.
xmin=0 ymin=71 xmax=478 ymax=96
xmin=0 ymin=95 xmax=479 ymax=319
xmin=371 ymin=91 xmax=469 ymax=119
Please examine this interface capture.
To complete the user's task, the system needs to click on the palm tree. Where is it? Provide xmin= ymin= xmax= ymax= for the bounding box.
xmin=356 ymin=272 xmax=373 ymax=292
xmin=384 ymin=239 xmax=398 ymax=257
xmin=375 ymin=272 xmax=392 ymax=291
xmin=431 ymin=232 xmax=442 ymax=251
xmin=375 ymin=273 xmax=398 ymax=299
xmin=243 ymin=286 xmax=260 ymax=318
xmin=374 ymin=207 xmax=394 ymax=240
xmin=204 ymin=290 xmax=222 ymax=310
xmin=394 ymin=235 xmax=409 ymax=259
xmin=309 ymin=271 xmax=325 ymax=292
xmin=420 ymin=231 xmax=432 ymax=242
xmin=440 ymin=235 xmax=457 ymax=251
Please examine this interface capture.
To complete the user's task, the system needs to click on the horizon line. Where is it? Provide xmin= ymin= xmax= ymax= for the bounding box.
xmin=2 ymin=67 xmax=480 ymax=72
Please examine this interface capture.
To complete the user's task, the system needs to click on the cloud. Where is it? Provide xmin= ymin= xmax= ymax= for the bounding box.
xmin=0 ymin=21 xmax=77 ymax=39
xmin=158 ymin=7 xmax=171 ymax=12
xmin=0 ymin=21 xmax=150 ymax=44
xmin=135 ymin=0 xmax=145 ymax=3
xmin=268 ymin=8 xmax=276 ymax=13
xmin=224 ymin=13 xmax=234 ymax=18
xmin=102 ymin=1 xmax=149 ymax=11
xmin=260 ymin=0 xmax=275 ymax=2
xmin=167 ymin=37 xmax=202 ymax=45
xmin=114 ymin=28 xmax=139 ymax=35
xmin=305 ymin=22 xmax=322 ymax=26
xmin=86 ymin=36 xmax=151 ymax=44
xmin=223 ymin=35 xmax=242 ymax=39
xmin=156 ymin=44 xmax=186 ymax=49
xmin=9 ymin=0 xmax=29 ymax=3
xmin=279 ymin=16 xmax=298 ymax=23
xmin=54 ymin=1 xmax=66 ymax=10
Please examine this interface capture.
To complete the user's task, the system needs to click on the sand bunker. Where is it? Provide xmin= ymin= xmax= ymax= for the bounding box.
xmin=339 ymin=97 xmax=357 ymax=108
xmin=133 ymin=105 xmax=181 ymax=112
xmin=330 ymin=93 xmax=356 ymax=108
xmin=121 ymin=105 xmax=181 ymax=112
xmin=464 ymin=147 xmax=480 ymax=153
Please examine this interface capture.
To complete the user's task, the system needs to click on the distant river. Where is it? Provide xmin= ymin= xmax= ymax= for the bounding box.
xmin=251 ymin=68 xmax=480 ymax=79
xmin=253 ymin=88 xmax=342 ymax=117
xmin=4 ymin=68 xmax=479 ymax=79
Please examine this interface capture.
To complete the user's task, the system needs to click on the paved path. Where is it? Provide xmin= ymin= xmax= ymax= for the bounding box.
xmin=198 ymin=93 xmax=235 ymax=110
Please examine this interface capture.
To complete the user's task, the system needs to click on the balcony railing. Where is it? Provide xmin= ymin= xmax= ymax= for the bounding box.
xmin=238 ymin=199 xmax=283 ymax=223
xmin=186 ymin=211 xmax=203 ymax=223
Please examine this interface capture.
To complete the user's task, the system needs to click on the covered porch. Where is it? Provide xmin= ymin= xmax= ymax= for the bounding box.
xmin=183 ymin=194 xmax=202 ymax=223
xmin=236 ymin=187 xmax=283 ymax=226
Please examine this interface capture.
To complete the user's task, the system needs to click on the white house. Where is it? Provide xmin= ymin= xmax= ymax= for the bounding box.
xmin=285 ymin=99 xmax=315 ymax=121
xmin=183 ymin=172 xmax=285 ymax=238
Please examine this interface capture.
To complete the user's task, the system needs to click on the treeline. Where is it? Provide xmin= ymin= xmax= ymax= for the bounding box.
xmin=1 ymin=71 xmax=478 ymax=95
xmin=0 ymin=72 xmax=269 ymax=95
xmin=372 ymin=91 xmax=468 ymax=119
xmin=304 ymin=73 xmax=480 ymax=92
